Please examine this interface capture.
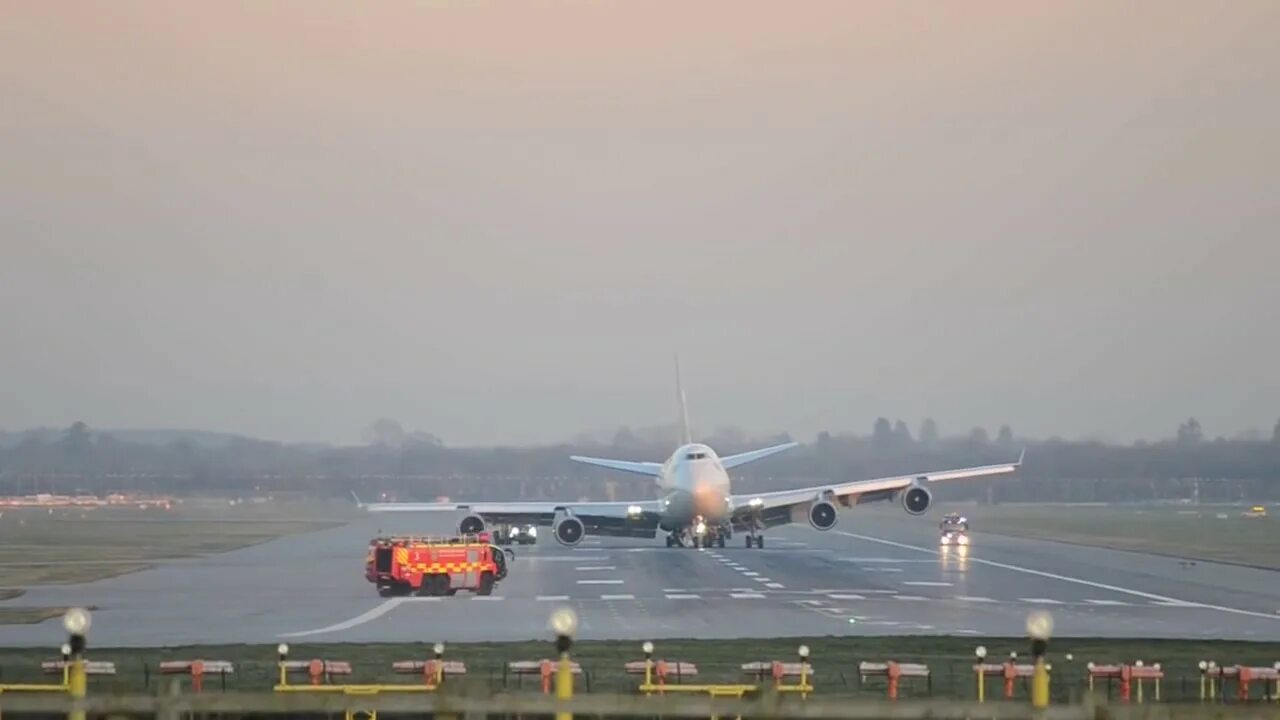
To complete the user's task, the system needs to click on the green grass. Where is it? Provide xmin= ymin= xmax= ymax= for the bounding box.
xmin=953 ymin=505 xmax=1279 ymax=569
xmin=0 ymin=502 xmax=352 ymax=596
xmin=0 ymin=636 xmax=1271 ymax=701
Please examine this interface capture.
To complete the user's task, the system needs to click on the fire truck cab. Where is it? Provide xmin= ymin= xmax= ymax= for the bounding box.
xmin=365 ymin=534 xmax=511 ymax=598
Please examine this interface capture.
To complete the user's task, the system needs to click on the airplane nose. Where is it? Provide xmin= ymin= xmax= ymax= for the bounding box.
xmin=692 ymin=485 xmax=727 ymax=518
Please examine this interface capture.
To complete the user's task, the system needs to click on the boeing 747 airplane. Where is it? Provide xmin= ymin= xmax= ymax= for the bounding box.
xmin=361 ymin=363 xmax=1023 ymax=549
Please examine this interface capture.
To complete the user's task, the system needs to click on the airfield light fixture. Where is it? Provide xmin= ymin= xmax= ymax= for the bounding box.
xmin=61 ymin=643 xmax=72 ymax=661
xmin=1134 ymin=660 xmax=1144 ymax=668
xmin=1198 ymin=660 xmax=1208 ymax=671
xmin=1009 ymin=651 xmax=1018 ymax=660
xmin=975 ymin=646 xmax=987 ymax=660
xmin=1065 ymin=653 xmax=1074 ymax=663
xmin=433 ymin=642 xmax=445 ymax=658
xmin=1025 ymin=611 xmax=1054 ymax=641
xmin=63 ymin=608 xmax=91 ymax=636
xmin=798 ymin=645 xmax=810 ymax=660
xmin=550 ymin=607 xmax=578 ymax=638
xmin=1274 ymin=661 xmax=1280 ymax=671
xmin=642 ymin=641 xmax=654 ymax=657
xmin=277 ymin=643 xmax=290 ymax=660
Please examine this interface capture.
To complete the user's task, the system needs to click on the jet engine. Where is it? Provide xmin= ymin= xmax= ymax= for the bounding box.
xmin=553 ymin=516 xmax=586 ymax=546
xmin=808 ymin=500 xmax=838 ymax=530
xmin=458 ymin=514 xmax=485 ymax=534
xmin=901 ymin=484 xmax=932 ymax=515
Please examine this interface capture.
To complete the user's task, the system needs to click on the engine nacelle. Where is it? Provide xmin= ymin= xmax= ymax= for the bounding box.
xmin=901 ymin=484 xmax=932 ymax=515
xmin=808 ymin=500 xmax=838 ymax=530
xmin=458 ymin=514 xmax=485 ymax=534
xmin=553 ymin=516 xmax=586 ymax=546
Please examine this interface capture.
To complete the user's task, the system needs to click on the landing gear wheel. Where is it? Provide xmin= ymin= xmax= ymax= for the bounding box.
xmin=745 ymin=535 xmax=753 ymax=548
xmin=757 ymin=536 xmax=765 ymax=549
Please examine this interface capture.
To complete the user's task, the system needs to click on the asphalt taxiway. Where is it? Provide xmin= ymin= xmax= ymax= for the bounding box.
xmin=2 ymin=509 xmax=1278 ymax=647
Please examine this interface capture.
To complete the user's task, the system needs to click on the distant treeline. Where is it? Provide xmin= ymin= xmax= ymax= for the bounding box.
xmin=1 ymin=418 xmax=1278 ymax=503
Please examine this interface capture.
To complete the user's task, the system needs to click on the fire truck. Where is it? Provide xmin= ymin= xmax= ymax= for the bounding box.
xmin=365 ymin=533 xmax=512 ymax=598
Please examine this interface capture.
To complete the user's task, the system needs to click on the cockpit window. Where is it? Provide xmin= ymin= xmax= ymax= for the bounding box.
xmin=685 ymin=452 xmax=708 ymax=460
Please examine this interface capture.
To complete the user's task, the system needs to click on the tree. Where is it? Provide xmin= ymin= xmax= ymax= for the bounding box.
xmin=919 ymin=418 xmax=940 ymax=447
xmin=60 ymin=421 xmax=93 ymax=466
xmin=406 ymin=431 xmax=443 ymax=447
xmin=872 ymin=417 xmax=893 ymax=449
xmin=1272 ymin=418 xmax=1280 ymax=444
xmin=362 ymin=418 xmax=406 ymax=448
xmin=892 ymin=420 xmax=914 ymax=446
xmin=1176 ymin=417 xmax=1203 ymax=446
xmin=997 ymin=425 xmax=1014 ymax=447
xmin=968 ymin=426 xmax=990 ymax=446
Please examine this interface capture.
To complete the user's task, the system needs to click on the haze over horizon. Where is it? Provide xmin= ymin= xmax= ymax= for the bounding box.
xmin=3 ymin=2 xmax=1277 ymax=446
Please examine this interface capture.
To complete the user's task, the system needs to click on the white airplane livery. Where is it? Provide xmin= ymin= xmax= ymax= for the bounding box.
xmin=361 ymin=362 xmax=1023 ymax=549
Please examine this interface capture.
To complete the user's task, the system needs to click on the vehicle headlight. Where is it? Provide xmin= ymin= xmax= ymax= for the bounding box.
xmin=510 ymin=526 xmax=521 ymax=535
xmin=940 ymin=535 xmax=951 ymax=545
xmin=958 ymin=535 xmax=969 ymax=545
xmin=694 ymin=522 xmax=707 ymax=535
xmin=527 ymin=526 xmax=538 ymax=538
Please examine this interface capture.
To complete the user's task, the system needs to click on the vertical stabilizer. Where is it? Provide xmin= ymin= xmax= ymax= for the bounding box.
xmin=675 ymin=355 xmax=692 ymax=444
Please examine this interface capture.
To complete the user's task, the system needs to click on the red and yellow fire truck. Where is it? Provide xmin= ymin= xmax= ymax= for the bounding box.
xmin=364 ymin=533 xmax=511 ymax=598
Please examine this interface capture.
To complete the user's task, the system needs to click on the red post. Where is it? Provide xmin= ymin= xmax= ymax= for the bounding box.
xmin=1003 ymin=662 xmax=1016 ymax=699
xmin=424 ymin=660 xmax=437 ymax=687
xmin=1238 ymin=666 xmax=1252 ymax=702
xmin=191 ymin=660 xmax=205 ymax=694
xmin=540 ymin=660 xmax=552 ymax=694
xmin=887 ymin=661 xmax=901 ymax=701
xmin=656 ymin=660 xmax=668 ymax=692
xmin=1119 ymin=664 xmax=1131 ymax=703
xmin=309 ymin=659 xmax=324 ymax=686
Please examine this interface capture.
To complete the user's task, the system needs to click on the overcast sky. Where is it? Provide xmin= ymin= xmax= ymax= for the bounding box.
xmin=2 ymin=1 xmax=1277 ymax=446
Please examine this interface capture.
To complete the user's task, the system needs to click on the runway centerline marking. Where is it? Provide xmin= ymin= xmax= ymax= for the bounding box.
xmin=537 ymin=595 xmax=570 ymax=601
xmin=666 ymin=594 xmax=701 ymax=600
xmin=903 ymin=581 xmax=952 ymax=587
xmin=600 ymin=594 xmax=635 ymax=601
xmin=955 ymin=595 xmax=996 ymax=603
xmin=577 ymin=579 xmax=624 ymax=585
xmin=831 ymin=531 xmax=1278 ymax=621
xmin=731 ymin=592 xmax=765 ymax=599
xmin=1085 ymin=599 xmax=1128 ymax=606
xmin=1020 ymin=598 xmax=1064 ymax=605
xmin=575 ymin=566 xmax=616 ymax=571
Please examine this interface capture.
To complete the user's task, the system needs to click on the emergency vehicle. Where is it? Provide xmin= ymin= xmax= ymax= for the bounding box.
xmin=939 ymin=513 xmax=970 ymax=546
xmin=365 ymin=533 xmax=511 ymax=597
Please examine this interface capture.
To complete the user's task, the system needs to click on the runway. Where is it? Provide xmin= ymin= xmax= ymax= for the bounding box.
xmin=2 ymin=509 xmax=1278 ymax=647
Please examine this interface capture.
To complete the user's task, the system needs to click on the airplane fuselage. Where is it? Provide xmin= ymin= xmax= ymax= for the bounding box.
xmin=653 ymin=443 xmax=732 ymax=531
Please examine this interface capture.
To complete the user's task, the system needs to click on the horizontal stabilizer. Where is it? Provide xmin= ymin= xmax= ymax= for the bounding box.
xmin=569 ymin=456 xmax=664 ymax=477
xmin=720 ymin=441 xmax=800 ymax=470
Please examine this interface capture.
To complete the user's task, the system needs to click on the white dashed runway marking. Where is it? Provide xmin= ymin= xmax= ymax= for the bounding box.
xmin=903 ymin=581 xmax=952 ymax=587
xmin=1085 ymin=599 xmax=1128 ymax=606
xmin=577 ymin=579 xmax=624 ymax=585
xmin=536 ymin=595 xmax=570 ymax=601
xmin=600 ymin=594 xmax=635 ymax=601
xmin=828 ymin=594 xmax=865 ymax=600
xmin=955 ymin=596 xmax=997 ymax=603
xmin=1020 ymin=598 xmax=1064 ymax=605
xmin=665 ymin=594 xmax=701 ymax=600
xmin=730 ymin=592 xmax=765 ymax=599
xmin=575 ymin=566 xmax=617 ymax=571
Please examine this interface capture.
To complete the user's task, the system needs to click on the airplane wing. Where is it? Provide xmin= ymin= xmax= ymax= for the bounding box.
xmin=727 ymin=451 xmax=1024 ymax=531
xmin=568 ymin=456 xmax=664 ymax=476
xmin=360 ymin=499 xmax=665 ymax=539
xmin=719 ymin=441 xmax=800 ymax=470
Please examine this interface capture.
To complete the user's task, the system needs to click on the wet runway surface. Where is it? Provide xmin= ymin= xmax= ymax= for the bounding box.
xmin=3 ymin=511 xmax=1278 ymax=647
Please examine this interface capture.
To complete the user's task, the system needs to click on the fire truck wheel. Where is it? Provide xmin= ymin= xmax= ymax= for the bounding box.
xmin=477 ymin=571 xmax=495 ymax=596
xmin=717 ymin=535 xmax=726 ymax=548
xmin=377 ymin=584 xmax=396 ymax=598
